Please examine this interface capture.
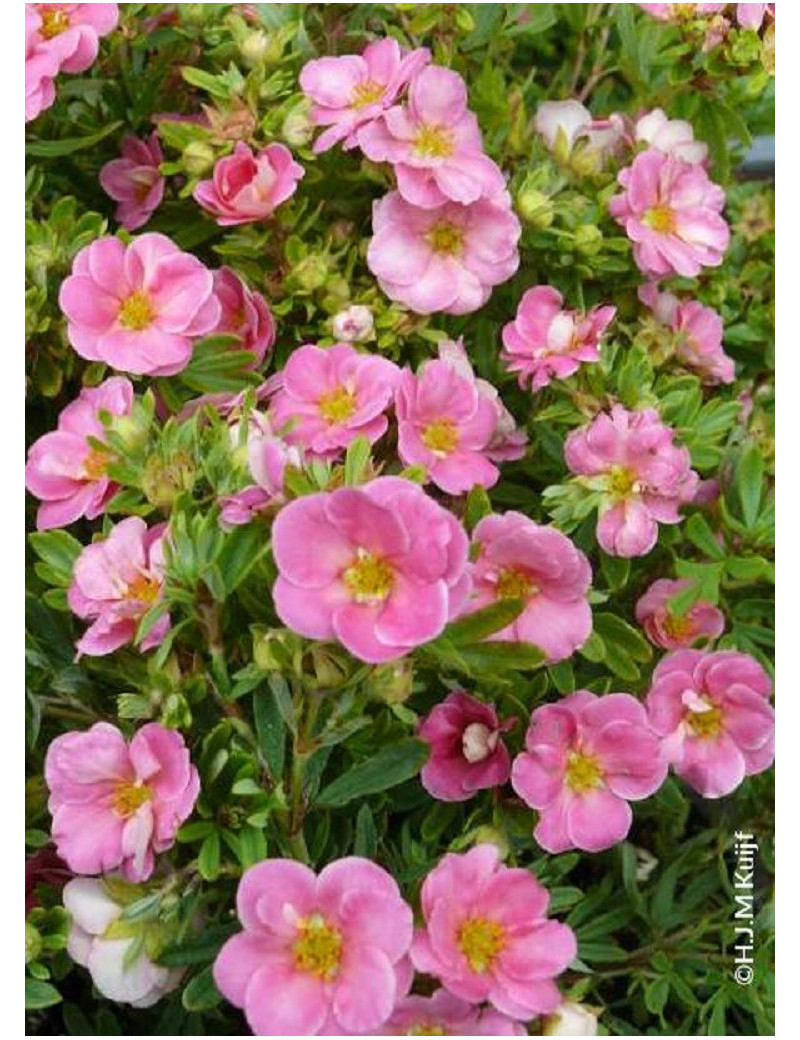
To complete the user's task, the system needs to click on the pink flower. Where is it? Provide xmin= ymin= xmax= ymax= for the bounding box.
xmin=272 ymin=477 xmax=470 ymax=664
xmin=465 ymin=513 xmax=592 ymax=664
xmin=534 ymin=100 xmax=626 ymax=162
xmin=358 ymin=65 xmax=507 ymax=208
xmin=26 ymin=4 xmax=118 ymax=80
xmin=59 ymin=233 xmax=220 ymax=376
xmin=99 ymin=133 xmax=165 ymax=232
xmin=736 ymin=3 xmax=774 ymax=29
xmin=208 ymin=267 xmax=276 ymax=367
xmin=639 ymin=284 xmax=735 ymax=384
xmin=634 ymin=108 xmax=708 ymax=164
xmin=269 ymin=343 xmax=400 ymax=460
xmin=564 ymin=405 xmax=699 ymax=557
xmin=213 ymin=857 xmax=413 ymax=1035
xmin=378 ymin=990 xmax=526 ymax=1035
xmin=331 ymin=305 xmax=374 ymax=343
xmin=25 ymin=376 xmax=133 ymax=530
xmin=25 ymin=8 xmax=59 ymax=122
xmin=410 ymin=844 xmax=577 ymax=1019
xmin=299 ymin=38 xmax=430 ymax=153
xmin=512 ymin=691 xmax=667 ymax=853
xmin=45 ymin=722 xmax=199 ymax=881
xmin=67 ymin=517 xmax=170 ymax=657
xmin=636 ymin=578 xmax=725 ymax=649
xmin=219 ymin=433 xmax=301 ymax=529
xmin=639 ymin=3 xmax=725 ymax=19
xmin=368 ymin=190 xmax=521 ymax=315
xmin=395 ymin=359 xmax=500 ymax=495
xmin=418 ymin=690 xmax=514 ymax=802
xmin=501 ymin=286 xmax=616 ymax=392
xmin=193 ymin=142 xmax=304 ymax=226
xmin=609 ymin=149 xmax=730 ymax=278
xmin=645 ymin=650 xmax=774 ymax=797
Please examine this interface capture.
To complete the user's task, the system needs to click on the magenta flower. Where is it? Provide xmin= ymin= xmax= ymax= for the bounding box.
xmin=466 ymin=512 xmax=593 ymax=664
xmin=219 ymin=433 xmax=301 ymax=529
xmin=512 ymin=691 xmax=667 ymax=853
xmin=639 ymin=284 xmax=735 ymax=384
xmin=208 ymin=267 xmax=276 ymax=368
xmin=67 ymin=517 xmax=170 ymax=657
xmin=213 ymin=857 xmax=413 ymax=1035
xmin=193 ymin=142 xmax=304 ymax=226
xmin=359 ymin=65 xmax=507 ymax=208
xmin=634 ymin=108 xmax=708 ymax=164
xmin=99 ymin=133 xmax=165 ymax=232
xmin=411 ymin=844 xmax=577 ymax=1020
xmin=564 ymin=405 xmax=699 ymax=557
xmin=59 ymin=233 xmax=220 ymax=376
xmin=299 ymin=38 xmax=430 ymax=153
xmin=25 ymin=376 xmax=133 ymax=530
xmin=501 ymin=286 xmax=616 ymax=392
xmin=45 ymin=721 xmax=199 ymax=881
xmin=418 ymin=690 xmax=514 ymax=802
xmin=368 ymin=190 xmax=521 ymax=315
xmin=395 ymin=359 xmax=500 ymax=495
xmin=635 ymin=578 xmax=725 ymax=649
xmin=609 ymin=149 xmax=730 ymax=278
xmin=272 ymin=477 xmax=470 ymax=664
xmin=645 ymin=650 xmax=774 ymax=797
xmin=378 ymin=990 xmax=526 ymax=1035
xmin=269 ymin=343 xmax=399 ymax=460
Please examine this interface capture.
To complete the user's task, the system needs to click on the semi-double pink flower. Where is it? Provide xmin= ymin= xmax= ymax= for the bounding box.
xmin=99 ymin=133 xmax=165 ymax=231
xmin=59 ymin=233 xmax=220 ymax=376
xmin=272 ymin=477 xmax=470 ymax=663
xmin=209 ymin=267 xmax=276 ymax=367
xmin=193 ymin=142 xmax=304 ymax=225
xmin=378 ymin=990 xmax=526 ymax=1035
xmin=635 ymin=577 xmax=725 ymax=649
xmin=45 ymin=721 xmax=199 ymax=881
xmin=25 ymin=376 xmax=133 ymax=530
xmin=639 ymin=284 xmax=735 ymax=384
xmin=512 ymin=691 xmax=667 ymax=853
xmin=219 ymin=433 xmax=302 ymax=529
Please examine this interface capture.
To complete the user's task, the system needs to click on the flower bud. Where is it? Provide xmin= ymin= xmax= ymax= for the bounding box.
xmin=331 ymin=305 xmax=375 ymax=343
xmin=253 ymin=628 xmax=299 ymax=672
xmin=183 ymin=140 xmax=215 ymax=177
xmin=239 ymin=28 xmax=270 ymax=66
xmin=574 ymin=224 xmax=604 ymax=255
xmin=365 ymin=660 xmax=414 ymax=704
xmin=282 ymin=102 xmax=314 ymax=148
xmin=468 ymin=825 xmax=510 ymax=860
xmin=142 ymin=451 xmax=195 ymax=509
xmin=542 ymin=1001 xmax=599 ymax=1036
xmin=516 ymin=185 xmax=554 ymax=227
xmin=291 ymin=255 xmax=329 ymax=292
xmin=25 ymin=922 xmax=42 ymax=964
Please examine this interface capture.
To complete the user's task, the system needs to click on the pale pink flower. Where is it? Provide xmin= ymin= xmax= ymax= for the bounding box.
xmin=418 ymin=690 xmax=514 ymax=802
xmin=635 ymin=108 xmax=708 ymax=164
xmin=395 ymin=359 xmax=499 ymax=494
xmin=59 ymin=233 xmax=220 ymax=376
xmin=736 ymin=3 xmax=774 ymax=29
xmin=512 ymin=691 xmax=667 ymax=853
xmin=299 ymin=38 xmax=430 ymax=153
xmin=410 ymin=844 xmax=577 ymax=1020
xmin=645 ymin=649 xmax=774 ymax=797
xmin=564 ymin=405 xmax=699 ymax=557
xmin=501 ymin=286 xmax=616 ymax=392
xmin=639 ymin=283 xmax=735 ymax=384
xmin=368 ymin=190 xmax=520 ymax=315
xmin=609 ymin=149 xmax=730 ymax=278
xmin=67 ymin=516 xmax=170 ymax=657
xmin=359 ymin=65 xmax=507 ymax=208
xmin=638 ymin=3 xmax=725 ymax=19
xmin=636 ymin=578 xmax=725 ymax=649
xmin=331 ymin=304 xmax=374 ymax=343
xmin=272 ymin=477 xmax=470 ymax=664
xmin=46 ymin=722 xmax=199 ymax=881
xmin=99 ymin=133 xmax=165 ymax=231
xmin=25 ymin=376 xmax=133 ymax=530
xmin=208 ymin=266 xmax=276 ymax=367
xmin=378 ymin=990 xmax=526 ymax=1035
xmin=534 ymin=100 xmax=626 ymax=162
xmin=27 ymin=4 xmax=118 ymax=74
xmin=543 ymin=1001 xmax=599 ymax=1035
xmin=219 ymin=434 xmax=301 ymax=529
xmin=25 ymin=8 xmax=59 ymax=122
xmin=193 ymin=142 xmax=304 ymax=225
xmin=269 ymin=343 xmax=400 ymax=460
xmin=213 ymin=857 xmax=413 ymax=1035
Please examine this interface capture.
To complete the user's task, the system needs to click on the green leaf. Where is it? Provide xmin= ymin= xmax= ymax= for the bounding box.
xmin=253 ymin=685 xmax=286 ymax=779
xmin=354 ymin=803 xmax=378 ymax=858
xmin=593 ymin=613 xmax=652 ymax=663
xmin=182 ymin=966 xmax=221 ymax=1012
xmin=28 ymin=530 xmax=83 ymax=587
xmin=197 ymin=831 xmax=221 ymax=881
xmin=343 ymin=436 xmax=371 ymax=486
xmin=179 ymin=336 xmax=259 ymax=394
xmin=464 ymin=485 xmax=493 ymax=532
xmin=439 ymin=599 xmax=525 ymax=645
xmin=685 ymin=513 xmax=726 ymax=560
xmin=26 ymin=121 xmax=124 ymax=158
xmin=316 ymin=739 xmax=429 ymax=808
xmin=735 ymin=443 xmax=765 ymax=528
xmin=25 ymin=978 xmax=61 ymax=1010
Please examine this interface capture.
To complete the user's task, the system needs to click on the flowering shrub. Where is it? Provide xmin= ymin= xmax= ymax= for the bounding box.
xmin=26 ymin=3 xmax=774 ymax=1036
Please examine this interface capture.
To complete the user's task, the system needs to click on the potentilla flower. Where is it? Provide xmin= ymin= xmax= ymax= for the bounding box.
xmin=564 ymin=405 xmax=699 ymax=557
xmin=410 ymin=844 xmax=577 ymax=1020
xmin=25 ymin=376 xmax=133 ymax=530
xmin=27 ymin=4 xmax=119 ymax=74
xmin=534 ymin=100 xmax=626 ymax=163
xmin=67 ymin=516 xmax=170 ymax=657
xmin=358 ymin=65 xmax=507 ymax=208
xmin=213 ymin=857 xmax=414 ymax=1035
xmin=543 ymin=1001 xmax=599 ymax=1035
xmin=378 ymin=990 xmax=526 ymax=1035
xmin=25 ymin=8 xmax=60 ymax=122
xmin=219 ymin=433 xmax=302 ymax=529
xmin=609 ymin=149 xmax=730 ymax=278
xmin=634 ymin=108 xmax=708 ymax=164
xmin=45 ymin=722 xmax=199 ymax=880
xmin=193 ymin=142 xmax=304 ymax=225
xmin=395 ymin=359 xmax=500 ymax=494
xmin=645 ymin=649 xmax=774 ymax=797
xmin=638 ymin=284 xmax=735 ymax=384
xmin=512 ymin=691 xmax=667 ymax=853
xmin=501 ymin=285 xmax=616 ymax=392
xmin=272 ymin=477 xmax=470 ymax=664
xmin=635 ymin=577 xmax=725 ymax=649
xmin=466 ymin=512 xmax=593 ymax=664
xmin=638 ymin=3 xmax=725 ymax=19
xmin=368 ymin=190 xmax=521 ymax=315
xmin=299 ymin=38 xmax=430 ymax=153
xmin=418 ymin=690 xmax=514 ymax=802
xmin=64 ymin=877 xmax=183 ymax=1007
xmin=59 ymin=233 xmax=220 ymax=376
xmin=331 ymin=304 xmax=374 ymax=343
xmin=99 ymin=133 xmax=165 ymax=232
xmin=269 ymin=343 xmax=400 ymax=459
xmin=736 ymin=3 xmax=774 ymax=29
xmin=208 ymin=266 xmax=276 ymax=367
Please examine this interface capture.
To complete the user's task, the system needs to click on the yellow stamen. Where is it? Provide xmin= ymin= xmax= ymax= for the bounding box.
xmin=421 ymin=419 xmax=459 ymax=455
xmin=663 ymin=612 xmax=694 ymax=641
xmin=351 ymin=80 xmax=385 ymax=109
xmin=124 ymin=573 xmax=161 ymax=605
xmin=318 ymin=385 xmax=357 ymax=424
xmin=83 ymin=446 xmax=112 ymax=480
xmin=293 ymin=914 xmax=343 ymax=981
xmin=457 ymin=917 xmax=505 ymax=974
xmin=414 ymin=124 xmax=455 ymax=160
xmin=118 ymin=291 xmax=155 ymax=332
xmin=495 ymin=567 xmax=537 ymax=602
xmin=644 ymin=205 xmax=677 ymax=235
xmin=607 ymin=465 xmax=640 ymax=499
xmin=39 ymin=7 xmax=70 ymax=38
xmin=427 ymin=221 xmax=464 ymax=256
xmin=686 ymin=705 xmax=723 ymax=739
xmin=113 ymin=782 xmax=151 ymax=817
xmin=565 ymin=751 xmax=604 ymax=793
xmin=344 ymin=550 xmax=394 ymax=603
xmin=408 ymin=1026 xmax=447 ymax=1037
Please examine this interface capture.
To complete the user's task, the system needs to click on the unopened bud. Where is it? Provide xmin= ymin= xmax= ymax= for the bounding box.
xmin=239 ymin=28 xmax=270 ymax=66
xmin=332 ymin=305 xmax=374 ymax=343
xmin=183 ymin=140 xmax=215 ymax=177
xmin=516 ymin=186 xmax=554 ymax=227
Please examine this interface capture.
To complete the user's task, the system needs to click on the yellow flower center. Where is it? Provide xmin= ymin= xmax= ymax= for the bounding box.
xmin=686 ymin=704 xmax=723 ymax=739
xmin=118 ymin=291 xmax=155 ymax=331
xmin=83 ymin=446 xmax=112 ymax=480
xmin=644 ymin=205 xmax=677 ymax=235
xmin=124 ymin=572 xmax=161 ymax=605
xmin=344 ymin=550 xmax=394 ymax=603
xmin=496 ymin=566 xmax=537 ymax=601
xmin=457 ymin=916 xmax=505 ymax=974
xmin=318 ymin=385 xmax=357 ymax=424
xmin=608 ymin=465 xmax=640 ymax=499
xmin=421 ymin=419 xmax=459 ymax=455
xmin=427 ymin=221 xmax=464 ymax=256
xmin=293 ymin=914 xmax=343 ymax=981
xmin=414 ymin=124 xmax=455 ymax=159
xmin=565 ymin=751 xmax=604 ymax=793
xmin=408 ymin=1026 xmax=447 ymax=1037
xmin=39 ymin=7 xmax=70 ymax=38
xmin=113 ymin=781 xmax=151 ymax=817
xmin=351 ymin=80 xmax=385 ymax=109
xmin=663 ymin=612 xmax=693 ymax=641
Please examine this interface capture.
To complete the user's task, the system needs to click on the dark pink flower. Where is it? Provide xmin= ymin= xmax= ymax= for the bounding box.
xmin=209 ymin=267 xmax=276 ymax=367
xmin=99 ymin=133 xmax=165 ymax=231
xmin=193 ymin=142 xmax=304 ymax=226
xmin=635 ymin=577 xmax=725 ymax=649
